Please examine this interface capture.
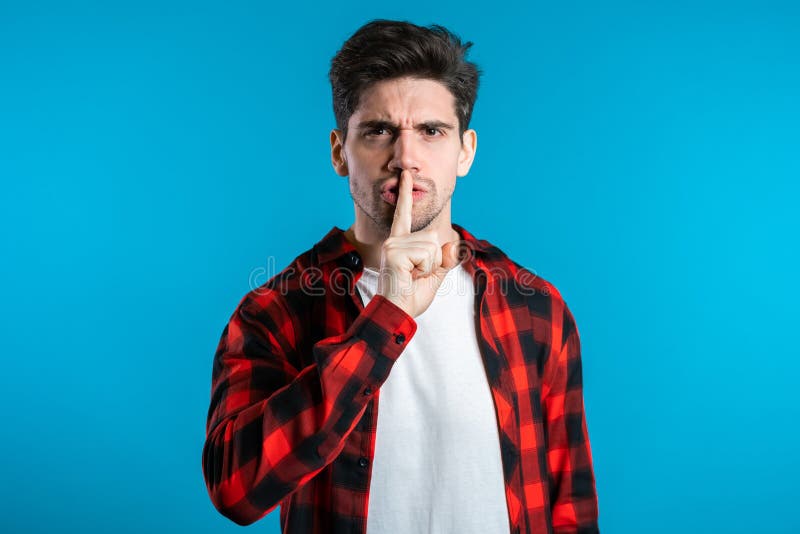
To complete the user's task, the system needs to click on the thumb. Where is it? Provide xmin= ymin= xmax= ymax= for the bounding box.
xmin=440 ymin=240 xmax=461 ymax=270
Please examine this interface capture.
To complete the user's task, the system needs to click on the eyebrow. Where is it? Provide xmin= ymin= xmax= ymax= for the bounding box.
xmin=356 ymin=119 xmax=455 ymax=131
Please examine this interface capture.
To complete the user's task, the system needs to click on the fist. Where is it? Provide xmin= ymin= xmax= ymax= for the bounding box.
xmin=376 ymin=170 xmax=461 ymax=318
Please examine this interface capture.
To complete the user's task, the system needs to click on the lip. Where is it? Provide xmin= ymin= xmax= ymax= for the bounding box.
xmin=381 ymin=189 xmax=427 ymax=205
xmin=380 ymin=178 xmax=429 ymax=194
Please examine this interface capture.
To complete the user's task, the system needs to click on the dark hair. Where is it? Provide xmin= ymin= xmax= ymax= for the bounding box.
xmin=329 ymin=20 xmax=481 ymax=141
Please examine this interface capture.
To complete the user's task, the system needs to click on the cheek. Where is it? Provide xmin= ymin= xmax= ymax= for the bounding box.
xmin=436 ymin=145 xmax=463 ymax=171
xmin=348 ymin=148 xmax=384 ymax=174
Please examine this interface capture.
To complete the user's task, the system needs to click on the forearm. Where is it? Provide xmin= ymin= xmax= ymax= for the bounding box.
xmin=202 ymin=294 xmax=415 ymax=526
xmin=543 ymin=302 xmax=599 ymax=532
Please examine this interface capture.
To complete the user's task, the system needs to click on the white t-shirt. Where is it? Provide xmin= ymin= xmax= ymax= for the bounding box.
xmin=357 ymin=263 xmax=511 ymax=534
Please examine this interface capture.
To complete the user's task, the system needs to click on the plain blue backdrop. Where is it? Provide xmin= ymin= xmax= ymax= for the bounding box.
xmin=2 ymin=1 xmax=798 ymax=532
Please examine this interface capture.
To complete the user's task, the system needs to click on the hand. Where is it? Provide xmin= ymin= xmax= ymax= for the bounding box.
xmin=376 ymin=169 xmax=461 ymax=318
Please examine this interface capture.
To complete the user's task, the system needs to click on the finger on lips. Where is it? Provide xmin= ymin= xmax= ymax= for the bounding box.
xmin=390 ymin=169 xmax=413 ymax=237
xmin=386 ymin=171 xmax=451 ymax=278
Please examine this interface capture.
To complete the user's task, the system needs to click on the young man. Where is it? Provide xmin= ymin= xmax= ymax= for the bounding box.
xmin=202 ymin=20 xmax=599 ymax=534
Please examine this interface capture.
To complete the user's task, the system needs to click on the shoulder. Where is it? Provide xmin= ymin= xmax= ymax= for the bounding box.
xmin=229 ymin=244 xmax=321 ymax=347
xmin=475 ymin=235 xmax=578 ymax=340
xmin=475 ymin=235 xmax=566 ymax=303
xmin=240 ymin=244 xmax=314 ymax=302
xmin=455 ymin=223 xmax=566 ymax=304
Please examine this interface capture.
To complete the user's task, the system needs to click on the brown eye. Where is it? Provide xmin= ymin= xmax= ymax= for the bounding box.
xmin=366 ymin=127 xmax=388 ymax=136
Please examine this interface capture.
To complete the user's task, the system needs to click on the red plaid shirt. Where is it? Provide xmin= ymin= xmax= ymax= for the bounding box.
xmin=202 ymin=223 xmax=599 ymax=533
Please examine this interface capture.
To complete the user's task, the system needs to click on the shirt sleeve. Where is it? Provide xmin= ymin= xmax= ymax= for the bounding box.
xmin=201 ymin=291 xmax=416 ymax=526
xmin=542 ymin=301 xmax=600 ymax=533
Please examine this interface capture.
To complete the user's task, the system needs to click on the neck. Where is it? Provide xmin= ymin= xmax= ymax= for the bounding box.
xmin=344 ymin=215 xmax=460 ymax=271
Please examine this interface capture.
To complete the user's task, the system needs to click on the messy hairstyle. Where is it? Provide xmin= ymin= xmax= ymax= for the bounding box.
xmin=329 ymin=19 xmax=481 ymax=141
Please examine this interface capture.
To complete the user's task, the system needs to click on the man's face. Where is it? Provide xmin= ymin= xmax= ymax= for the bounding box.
xmin=331 ymin=77 xmax=476 ymax=236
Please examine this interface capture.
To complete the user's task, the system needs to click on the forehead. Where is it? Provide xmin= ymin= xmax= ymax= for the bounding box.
xmin=351 ymin=77 xmax=457 ymax=123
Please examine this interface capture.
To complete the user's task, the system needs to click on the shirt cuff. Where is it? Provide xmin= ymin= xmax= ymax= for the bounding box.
xmin=347 ymin=294 xmax=417 ymax=362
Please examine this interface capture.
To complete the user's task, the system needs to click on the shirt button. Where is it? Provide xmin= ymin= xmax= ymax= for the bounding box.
xmin=363 ymin=386 xmax=373 ymax=396
xmin=394 ymin=333 xmax=406 ymax=344
xmin=358 ymin=457 xmax=369 ymax=468
xmin=348 ymin=251 xmax=360 ymax=266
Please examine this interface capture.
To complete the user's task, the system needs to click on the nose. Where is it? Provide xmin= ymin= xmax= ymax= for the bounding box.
xmin=387 ymin=129 xmax=421 ymax=175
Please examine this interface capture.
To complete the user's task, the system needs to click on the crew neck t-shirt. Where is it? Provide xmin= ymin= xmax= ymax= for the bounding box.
xmin=356 ymin=263 xmax=511 ymax=534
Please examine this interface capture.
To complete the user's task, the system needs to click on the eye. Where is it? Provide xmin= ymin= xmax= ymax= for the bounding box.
xmin=424 ymin=127 xmax=443 ymax=137
xmin=365 ymin=127 xmax=390 ymax=137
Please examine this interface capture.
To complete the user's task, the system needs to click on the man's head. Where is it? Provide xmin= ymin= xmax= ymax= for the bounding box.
xmin=329 ymin=20 xmax=481 ymax=143
xmin=328 ymin=20 xmax=481 ymax=237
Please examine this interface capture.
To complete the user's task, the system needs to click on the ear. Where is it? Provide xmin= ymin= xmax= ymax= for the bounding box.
xmin=456 ymin=129 xmax=477 ymax=177
xmin=330 ymin=129 xmax=349 ymax=176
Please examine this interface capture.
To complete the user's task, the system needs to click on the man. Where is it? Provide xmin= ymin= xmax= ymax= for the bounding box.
xmin=202 ymin=19 xmax=599 ymax=533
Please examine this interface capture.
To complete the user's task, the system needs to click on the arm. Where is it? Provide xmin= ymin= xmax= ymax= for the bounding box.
xmin=201 ymin=291 xmax=415 ymax=526
xmin=542 ymin=301 xmax=599 ymax=533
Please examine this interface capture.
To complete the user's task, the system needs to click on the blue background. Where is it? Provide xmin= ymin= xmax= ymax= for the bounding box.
xmin=2 ymin=1 xmax=798 ymax=532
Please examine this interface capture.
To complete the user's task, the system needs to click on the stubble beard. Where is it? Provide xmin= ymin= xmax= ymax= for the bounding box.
xmin=349 ymin=176 xmax=451 ymax=239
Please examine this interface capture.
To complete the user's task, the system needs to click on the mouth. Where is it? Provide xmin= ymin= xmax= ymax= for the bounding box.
xmin=380 ymin=178 xmax=429 ymax=205
xmin=381 ymin=177 xmax=429 ymax=193
xmin=381 ymin=187 xmax=427 ymax=205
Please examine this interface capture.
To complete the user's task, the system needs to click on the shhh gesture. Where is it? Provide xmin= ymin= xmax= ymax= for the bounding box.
xmin=376 ymin=170 xmax=462 ymax=318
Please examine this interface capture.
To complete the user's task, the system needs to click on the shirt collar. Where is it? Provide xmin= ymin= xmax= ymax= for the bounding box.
xmin=312 ymin=223 xmax=494 ymax=267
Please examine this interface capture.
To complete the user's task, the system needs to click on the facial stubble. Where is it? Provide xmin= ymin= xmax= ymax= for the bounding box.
xmin=348 ymin=175 xmax=452 ymax=239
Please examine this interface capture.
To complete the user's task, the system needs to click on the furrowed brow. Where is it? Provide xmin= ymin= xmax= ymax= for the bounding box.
xmin=355 ymin=119 xmax=456 ymax=131
xmin=356 ymin=119 xmax=397 ymax=130
xmin=417 ymin=120 xmax=455 ymax=130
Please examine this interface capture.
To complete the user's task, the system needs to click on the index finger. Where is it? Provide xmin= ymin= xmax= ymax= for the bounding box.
xmin=389 ymin=169 xmax=413 ymax=237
